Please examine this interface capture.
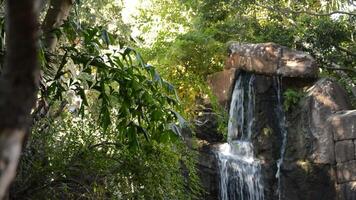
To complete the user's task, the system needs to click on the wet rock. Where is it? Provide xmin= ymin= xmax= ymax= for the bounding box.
xmin=226 ymin=43 xmax=318 ymax=78
xmin=330 ymin=110 xmax=356 ymax=141
xmin=252 ymin=74 xmax=281 ymax=200
xmin=194 ymin=107 xmax=224 ymax=143
xmin=197 ymin=143 xmax=219 ymax=200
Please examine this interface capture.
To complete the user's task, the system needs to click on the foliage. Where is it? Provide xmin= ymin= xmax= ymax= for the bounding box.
xmin=134 ymin=0 xmax=355 ymax=119
xmin=73 ymin=0 xmax=132 ymax=46
xmin=8 ymin=2 xmax=202 ymax=198
xmin=12 ymin=111 xmax=201 ymax=199
xmin=283 ymin=89 xmax=305 ymax=112
xmin=40 ymin=16 xmax=187 ymax=146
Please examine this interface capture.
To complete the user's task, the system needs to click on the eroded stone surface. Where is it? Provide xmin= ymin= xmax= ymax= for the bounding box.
xmin=226 ymin=42 xmax=318 ymax=78
xmin=337 ymin=160 xmax=356 ymax=183
xmin=335 ymin=140 xmax=355 ymax=163
xmin=330 ymin=110 xmax=356 ymax=141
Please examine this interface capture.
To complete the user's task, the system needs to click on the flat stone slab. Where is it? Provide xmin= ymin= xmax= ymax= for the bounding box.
xmin=330 ymin=110 xmax=356 ymax=141
xmin=335 ymin=140 xmax=355 ymax=163
xmin=337 ymin=160 xmax=356 ymax=183
xmin=226 ymin=42 xmax=318 ymax=78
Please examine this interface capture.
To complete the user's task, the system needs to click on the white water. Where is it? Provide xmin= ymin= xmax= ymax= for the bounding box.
xmin=274 ymin=76 xmax=288 ymax=200
xmin=216 ymin=73 xmax=264 ymax=200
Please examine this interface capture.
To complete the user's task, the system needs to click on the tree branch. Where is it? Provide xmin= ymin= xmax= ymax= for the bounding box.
xmin=257 ymin=3 xmax=356 ymax=17
xmin=320 ymin=62 xmax=356 ymax=74
xmin=42 ymin=0 xmax=74 ymax=52
xmin=334 ymin=45 xmax=356 ymax=57
xmin=321 ymin=66 xmax=356 ymax=73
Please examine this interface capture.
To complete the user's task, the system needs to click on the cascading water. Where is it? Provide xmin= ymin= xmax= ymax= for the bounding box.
xmin=216 ymin=73 xmax=264 ymax=200
xmin=274 ymin=76 xmax=288 ymax=200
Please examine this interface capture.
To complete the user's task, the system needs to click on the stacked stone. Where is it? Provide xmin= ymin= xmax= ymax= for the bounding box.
xmin=330 ymin=111 xmax=356 ymax=200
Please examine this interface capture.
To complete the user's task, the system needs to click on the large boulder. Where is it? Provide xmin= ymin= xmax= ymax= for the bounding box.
xmin=225 ymin=43 xmax=318 ymax=78
xmin=277 ymin=78 xmax=353 ymax=200
xmin=207 ymin=68 xmax=238 ymax=108
xmin=304 ymin=78 xmax=352 ymax=164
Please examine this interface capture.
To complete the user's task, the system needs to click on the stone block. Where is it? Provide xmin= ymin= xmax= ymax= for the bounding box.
xmin=337 ymin=160 xmax=356 ymax=183
xmin=331 ymin=110 xmax=356 ymax=141
xmin=339 ymin=182 xmax=356 ymax=200
xmin=335 ymin=140 xmax=355 ymax=163
xmin=226 ymin=42 xmax=318 ymax=78
xmin=207 ymin=68 xmax=237 ymax=108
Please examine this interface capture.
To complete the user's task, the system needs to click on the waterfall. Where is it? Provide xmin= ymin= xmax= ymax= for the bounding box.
xmin=216 ymin=73 xmax=264 ymax=200
xmin=274 ymin=76 xmax=288 ymax=200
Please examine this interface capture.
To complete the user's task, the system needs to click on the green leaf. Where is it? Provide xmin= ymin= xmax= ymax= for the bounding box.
xmin=169 ymin=123 xmax=182 ymax=137
xmin=77 ymin=87 xmax=88 ymax=106
xmin=171 ymin=110 xmax=187 ymax=128
xmin=137 ymin=125 xmax=150 ymax=142
xmin=101 ymin=29 xmax=110 ymax=47
xmin=54 ymin=51 xmax=69 ymax=80
xmin=151 ymin=110 xmax=162 ymax=121
xmin=100 ymin=105 xmax=111 ymax=133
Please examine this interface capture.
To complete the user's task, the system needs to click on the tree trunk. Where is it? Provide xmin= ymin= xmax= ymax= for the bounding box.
xmin=0 ymin=0 xmax=39 ymax=199
xmin=42 ymin=0 xmax=73 ymax=52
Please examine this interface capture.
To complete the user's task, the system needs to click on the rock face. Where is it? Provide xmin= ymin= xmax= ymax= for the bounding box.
xmin=196 ymin=144 xmax=219 ymax=200
xmin=305 ymin=78 xmax=353 ymax=164
xmin=335 ymin=140 xmax=355 ymax=163
xmin=226 ymin=43 xmax=318 ymax=78
xmin=330 ymin=110 xmax=356 ymax=199
xmin=331 ymin=110 xmax=356 ymax=141
xmin=197 ymin=43 xmax=355 ymax=200
xmin=207 ymin=68 xmax=238 ymax=108
xmin=281 ymin=78 xmax=354 ymax=200
xmin=339 ymin=182 xmax=356 ymax=200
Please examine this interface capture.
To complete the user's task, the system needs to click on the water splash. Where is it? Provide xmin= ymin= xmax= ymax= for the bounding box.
xmin=216 ymin=73 xmax=264 ymax=200
xmin=274 ymin=76 xmax=288 ymax=200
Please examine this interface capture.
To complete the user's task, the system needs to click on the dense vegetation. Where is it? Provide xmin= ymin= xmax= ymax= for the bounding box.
xmin=0 ymin=0 xmax=354 ymax=199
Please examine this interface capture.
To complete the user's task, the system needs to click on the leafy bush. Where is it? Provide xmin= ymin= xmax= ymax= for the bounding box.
xmin=12 ymin=112 xmax=201 ymax=199
xmin=283 ymin=89 xmax=304 ymax=112
xmin=10 ymin=17 xmax=202 ymax=199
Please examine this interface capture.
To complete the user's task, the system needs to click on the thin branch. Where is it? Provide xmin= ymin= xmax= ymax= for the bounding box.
xmin=321 ymin=62 xmax=356 ymax=73
xmin=334 ymin=45 xmax=356 ymax=57
xmin=291 ymin=9 xmax=356 ymax=17
xmin=88 ymin=142 xmax=122 ymax=150
xmin=257 ymin=4 xmax=356 ymax=17
xmin=321 ymin=66 xmax=356 ymax=73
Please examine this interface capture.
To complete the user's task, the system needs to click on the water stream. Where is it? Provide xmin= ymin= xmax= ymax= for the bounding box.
xmin=216 ymin=73 xmax=264 ymax=200
xmin=274 ymin=76 xmax=288 ymax=200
